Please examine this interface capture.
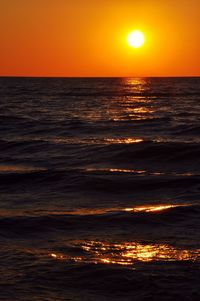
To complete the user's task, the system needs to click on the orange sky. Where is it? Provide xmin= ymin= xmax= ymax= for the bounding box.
xmin=0 ymin=0 xmax=199 ymax=77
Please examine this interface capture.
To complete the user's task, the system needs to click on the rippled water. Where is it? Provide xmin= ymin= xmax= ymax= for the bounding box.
xmin=0 ymin=77 xmax=200 ymax=300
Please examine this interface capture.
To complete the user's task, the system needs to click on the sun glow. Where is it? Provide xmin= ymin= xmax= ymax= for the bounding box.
xmin=127 ymin=30 xmax=145 ymax=48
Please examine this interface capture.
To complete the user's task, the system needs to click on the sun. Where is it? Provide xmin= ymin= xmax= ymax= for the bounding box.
xmin=127 ymin=30 xmax=145 ymax=48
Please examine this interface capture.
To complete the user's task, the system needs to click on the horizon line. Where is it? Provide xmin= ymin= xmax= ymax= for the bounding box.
xmin=0 ymin=75 xmax=200 ymax=79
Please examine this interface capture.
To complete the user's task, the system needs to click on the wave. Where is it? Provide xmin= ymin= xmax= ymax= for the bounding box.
xmin=0 ymin=139 xmax=200 ymax=166
xmin=0 ymin=166 xmax=199 ymax=196
xmin=1 ymin=204 xmax=199 ymax=237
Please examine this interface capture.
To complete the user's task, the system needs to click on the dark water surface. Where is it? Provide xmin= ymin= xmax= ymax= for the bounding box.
xmin=0 ymin=77 xmax=200 ymax=300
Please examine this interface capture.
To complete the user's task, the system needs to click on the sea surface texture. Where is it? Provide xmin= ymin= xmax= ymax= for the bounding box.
xmin=0 ymin=77 xmax=200 ymax=301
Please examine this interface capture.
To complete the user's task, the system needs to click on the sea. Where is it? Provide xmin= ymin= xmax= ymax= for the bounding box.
xmin=0 ymin=77 xmax=200 ymax=301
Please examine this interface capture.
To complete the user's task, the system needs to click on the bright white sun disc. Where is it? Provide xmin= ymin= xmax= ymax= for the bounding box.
xmin=127 ymin=30 xmax=145 ymax=48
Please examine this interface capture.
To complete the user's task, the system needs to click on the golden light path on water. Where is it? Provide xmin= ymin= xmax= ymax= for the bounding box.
xmin=51 ymin=204 xmax=183 ymax=216
xmin=105 ymin=138 xmax=143 ymax=144
xmin=124 ymin=205 xmax=178 ymax=213
xmin=39 ymin=137 xmax=144 ymax=145
xmin=48 ymin=204 xmax=200 ymax=266
xmin=49 ymin=241 xmax=200 ymax=266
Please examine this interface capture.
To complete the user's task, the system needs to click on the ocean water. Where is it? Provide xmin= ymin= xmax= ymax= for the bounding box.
xmin=0 ymin=77 xmax=200 ymax=300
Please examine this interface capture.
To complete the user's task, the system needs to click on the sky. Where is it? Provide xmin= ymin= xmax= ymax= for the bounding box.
xmin=0 ymin=0 xmax=199 ymax=77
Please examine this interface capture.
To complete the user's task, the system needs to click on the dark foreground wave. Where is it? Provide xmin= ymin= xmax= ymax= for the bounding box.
xmin=1 ymin=140 xmax=200 ymax=170
xmin=1 ymin=205 xmax=200 ymax=240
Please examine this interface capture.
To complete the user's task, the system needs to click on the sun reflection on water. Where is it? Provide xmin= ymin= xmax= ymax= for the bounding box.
xmin=105 ymin=138 xmax=143 ymax=144
xmin=47 ymin=204 xmax=189 ymax=217
xmin=104 ymin=78 xmax=155 ymax=122
xmin=132 ymin=107 xmax=153 ymax=113
xmin=85 ymin=168 xmax=146 ymax=174
xmin=124 ymin=78 xmax=147 ymax=89
xmin=49 ymin=241 xmax=200 ymax=266
xmin=124 ymin=204 xmax=179 ymax=213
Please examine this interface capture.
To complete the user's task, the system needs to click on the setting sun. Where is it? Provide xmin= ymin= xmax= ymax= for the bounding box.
xmin=127 ymin=30 xmax=145 ymax=48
